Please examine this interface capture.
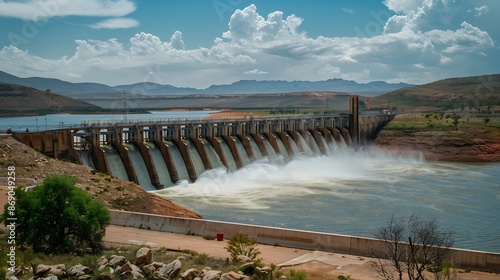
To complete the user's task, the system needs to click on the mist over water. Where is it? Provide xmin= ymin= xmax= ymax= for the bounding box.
xmin=155 ymin=147 xmax=500 ymax=253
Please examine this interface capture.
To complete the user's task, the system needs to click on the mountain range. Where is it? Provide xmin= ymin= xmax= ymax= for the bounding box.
xmin=0 ymin=70 xmax=413 ymax=98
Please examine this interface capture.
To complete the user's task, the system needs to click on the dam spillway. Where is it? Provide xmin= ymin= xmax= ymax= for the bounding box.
xmin=11 ymin=96 xmax=395 ymax=190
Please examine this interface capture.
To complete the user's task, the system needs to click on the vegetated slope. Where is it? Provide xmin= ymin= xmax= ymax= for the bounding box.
xmin=0 ymin=82 xmax=104 ymax=116
xmin=0 ymin=135 xmax=202 ymax=218
xmin=368 ymin=74 xmax=500 ymax=110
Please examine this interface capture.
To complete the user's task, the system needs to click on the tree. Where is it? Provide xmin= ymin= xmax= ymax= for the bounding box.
xmin=452 ymin=115 xmax=461 ymax=129
xmin=1 ymin=175 xmax=110 ymax=254
xmin=370 ymin=215 xmax=454 ymax=280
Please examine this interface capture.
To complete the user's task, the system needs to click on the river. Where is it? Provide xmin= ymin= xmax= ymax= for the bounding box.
xmin=156 ymin=147 xmax=500 ymax=253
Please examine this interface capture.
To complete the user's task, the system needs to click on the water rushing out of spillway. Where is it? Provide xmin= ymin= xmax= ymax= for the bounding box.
xmin=155 ymin=146 xmax=500 ymax=253
xmin=98 ymin=127 xmax=500 ymax=253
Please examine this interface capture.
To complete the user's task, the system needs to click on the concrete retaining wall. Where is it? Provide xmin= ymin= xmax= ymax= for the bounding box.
xmin=110 ymin=210 xmax=500 ymax=271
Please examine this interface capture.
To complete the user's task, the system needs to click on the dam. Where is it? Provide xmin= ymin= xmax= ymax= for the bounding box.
xmin=12 ymin=96 xmax=394 ymax=190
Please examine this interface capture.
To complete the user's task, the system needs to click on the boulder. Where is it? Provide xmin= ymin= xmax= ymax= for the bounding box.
xmin=77 ymin=275 xmax=92 ymax=280
xmin=140 ymin=263 xmax=157 ymax=275
xmin=34 ymin=264 xmax=66 ymax=278
xmin=98 ymin=265 xmax=107 ymax=271
xmin=5 ymin=270 xmax=15 ymax=280
xmin=97 ymin=272 xmax=115 ymax=280
xmin=157 ymin=259 xmax=182 ymax=279
xmin=236 ymin=255 xmax=252 ymax=263
xmin=67 ymin=265 xmax=91 ymax=278
xmin=47 ymin=265 xmax=66 ymax=278
xmin=256 ymin=266 xmax=272 ymax=276
xmin=120 ymin=262 xmax=133 ymax=273
xmin=120 ymin=270 xmax=139 ymax=279
xmin=220 ymin=271 xmax=251 ymax=280
xmin=180 ymin=268 xmax=199 ymax=280
xmin=109 ymin=255 xmax=127 ymax=267
xmin=150 ymin=262 xmax=165 ymax=269
xmin=35 ymin=265 xmax=52 ymax=277
xmin=42 ymin=276 xmax=58 ymax=280
xmin=14 ymin=267 xmax=25 ymax=276
xmin=199 ymin=270 xmax=222 ymax=280
xmin=135 ymin=247 xmax=153 ymax=265
xmin=95 ymin=256 xmax=108 ymax=268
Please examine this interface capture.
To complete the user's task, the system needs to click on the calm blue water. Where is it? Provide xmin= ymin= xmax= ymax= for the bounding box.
xmin=0 ymin=110 xmax=219 ymax=131
xmin=157 ymin=149 xmax=500 ymax=253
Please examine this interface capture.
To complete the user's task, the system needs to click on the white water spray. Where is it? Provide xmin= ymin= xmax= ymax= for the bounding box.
xmin=155 ymin=146 xmax=425 ymax=209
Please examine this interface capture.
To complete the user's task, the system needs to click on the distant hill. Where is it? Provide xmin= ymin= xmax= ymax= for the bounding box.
xmin=0 ymin=71 xmax=117 ymax=97
xmin=0 ymin=82 xmax=105 ymax=117
xmin=81 ymin=91 xmax=352 ymax=110
xmin=201 ymin=79 xmax=412 ymax=96
xmin=368 ymin=74 xmax=500 ymax=110
xmin=0 ymin=70 xmax=413 ymax=98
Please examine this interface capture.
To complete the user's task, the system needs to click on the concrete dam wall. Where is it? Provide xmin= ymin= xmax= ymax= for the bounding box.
xmin=96 ymin=127 xmax=353 ymax=189
xmin=12 ymin=96 xmax=395 ymax=190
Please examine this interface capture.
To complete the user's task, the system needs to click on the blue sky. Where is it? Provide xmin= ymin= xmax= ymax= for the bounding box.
xmin=0 ymin=0 xmax=498 ymax=88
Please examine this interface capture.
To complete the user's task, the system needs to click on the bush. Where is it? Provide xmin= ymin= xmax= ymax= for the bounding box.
xmin=0 ymin=175 xmax=110 ymax=254
xmin=289 ymin=269 xmax=308 ymax=280
xmin=224 ymin=232 xmax=261 ymax=263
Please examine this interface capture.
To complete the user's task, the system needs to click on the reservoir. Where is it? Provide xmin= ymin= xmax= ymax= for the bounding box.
xmin=0 ymin=110 xmax=219 ymax=131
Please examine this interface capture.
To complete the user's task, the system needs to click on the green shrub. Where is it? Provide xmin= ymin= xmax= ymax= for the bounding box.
xmin=194 ymin=253 xmax=210 ymax=265
xmin=0 ymin=175 xmax=110 ymax=254
xmin=203 ymin=234 xmax=215 ymax=240
xmin=224 ymin=233 xmax=261 ymax=263
xmin=289 ymin=269 xmax=308 ymax=280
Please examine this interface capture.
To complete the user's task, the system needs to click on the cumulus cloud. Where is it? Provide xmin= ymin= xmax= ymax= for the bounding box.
xmin=472 ymin=5 xmax=489 ymax=17
xmin=244 ymin=69 xmax=268 ymax=75
xmin=0 ymin=0 xmax=136 ymax=20
xmin=222 ymin=4 xmax=304 ymax=43
xmin=0 ymin=3 xmax=496 ymax=88
xmin=90 ymin=18 xmax=139 ymax=29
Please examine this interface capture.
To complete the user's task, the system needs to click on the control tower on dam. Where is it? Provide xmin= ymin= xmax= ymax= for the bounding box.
xmin=12 ymin=96 xmax=394 ymax=190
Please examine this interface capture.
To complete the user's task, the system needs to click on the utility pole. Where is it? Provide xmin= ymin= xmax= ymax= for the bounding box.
xmin=123 ymin=91 xmax=128 ymax=124
xmin=326 ymin=95 xmax=330 ymax=113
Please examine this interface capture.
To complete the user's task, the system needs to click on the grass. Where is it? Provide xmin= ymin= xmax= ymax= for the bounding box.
xmin=381 ymin=110 xmax=500 ymax=141
xmin=0 ymin=239 xmax=322 ymax=280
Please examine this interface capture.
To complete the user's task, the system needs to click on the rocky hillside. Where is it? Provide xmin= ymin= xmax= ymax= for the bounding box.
xmin=0 ymin=82 xmax=106 ymax=117
xmin=0 ymin=135 xmax=201 ymax=218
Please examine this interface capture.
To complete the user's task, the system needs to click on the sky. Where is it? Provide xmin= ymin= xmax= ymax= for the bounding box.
xmin=0 ymin=0 xmax=498 ymax=89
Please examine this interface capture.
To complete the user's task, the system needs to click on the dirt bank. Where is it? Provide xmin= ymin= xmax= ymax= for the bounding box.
xmin=0 ymin=135 xmax=201 ymax=218
xmin=375 ymin=129 xmax=500 ymax=162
